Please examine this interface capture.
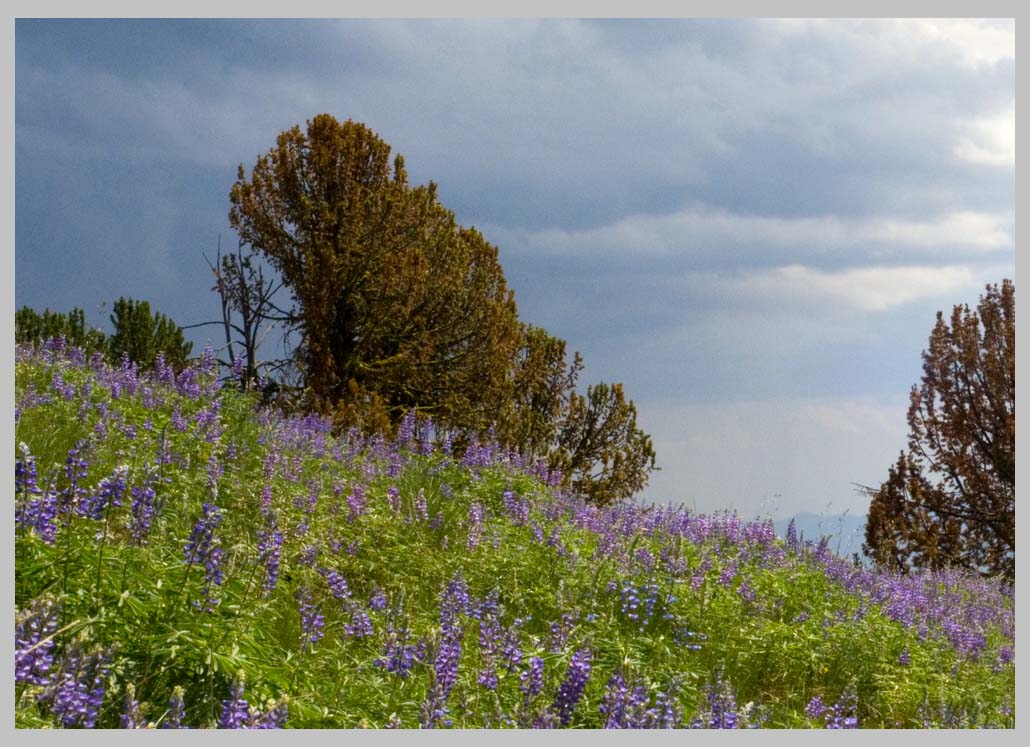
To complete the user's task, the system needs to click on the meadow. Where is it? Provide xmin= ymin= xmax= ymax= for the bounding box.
xmin=14 ymin=338 xmax=1015 ymax=728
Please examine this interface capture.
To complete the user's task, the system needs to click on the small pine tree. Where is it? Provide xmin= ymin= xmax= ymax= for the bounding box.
xmin=108 ymin=298 xmax=193 ymax=372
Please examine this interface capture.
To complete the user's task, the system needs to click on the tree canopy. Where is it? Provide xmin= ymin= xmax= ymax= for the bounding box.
xmin=863 ymin=280 xmax=1015 ymax=579
xmin=229 ymin=114 xmax=656 ymax=504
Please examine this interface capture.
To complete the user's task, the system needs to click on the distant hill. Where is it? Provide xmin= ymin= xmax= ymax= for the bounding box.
xmin=773 ymin=512 xmax=867 ymax=561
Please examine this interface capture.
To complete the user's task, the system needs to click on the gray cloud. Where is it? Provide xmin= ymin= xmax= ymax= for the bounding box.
xmin=15 ymin=19 xmax=1014 ymax=515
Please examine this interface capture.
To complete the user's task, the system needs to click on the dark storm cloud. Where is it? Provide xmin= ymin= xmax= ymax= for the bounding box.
xmin=15 ymin=18 xmax=1014 ymax=514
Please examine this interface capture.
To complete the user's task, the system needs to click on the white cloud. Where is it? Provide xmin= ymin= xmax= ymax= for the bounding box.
xmin=489 ymin=205 xmax=1013 ymax=261
xmin=955 ymin=103 xmax=1015 ymax=166
xmin=730 ymin=264 xmax=979 ymax=312
xmin=906 ymin=18 xmax=1015 ymax=69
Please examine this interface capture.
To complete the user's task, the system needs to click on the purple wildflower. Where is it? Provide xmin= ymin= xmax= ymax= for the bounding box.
xmin=805 ymin=695 xmax=827 ymax=720
xmin=163 ymin=686 xmax=187 ymax=728
xmin=551 ymin=648 xmax=592 ymax=726
xmin=121 ymin=683 xmax=144 ymax=729
xmin=47 ymin=641 xmax=111 ymax=728
xmin=296 ymin=588 xmax=325 ymax=649
xmin=369 ymin=587 xmax=388 ymax=611
xmin=82 ymin=465 xmax=128 ymax=520
xmin=15 ymin=596 xmax=59 ymax=686
xmin=825 ymin=684 xmax=858 ymax=729
xmin=219 ymin=671 xmax=250 ymax=729
xmin=345 ymin=603 xmax=374 ymax=638
xmin=467 ymin=501 xmax=484 ymax=550
xmin=184 ymin=503 xmax=225 ymax=611
xmin=129 ymin=477 xmax=157 ymax=545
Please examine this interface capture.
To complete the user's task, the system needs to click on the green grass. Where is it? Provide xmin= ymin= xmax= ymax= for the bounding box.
xmin=14 ymin=342 xmax=1015 ymax=728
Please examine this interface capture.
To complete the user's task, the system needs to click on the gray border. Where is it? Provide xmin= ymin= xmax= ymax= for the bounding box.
xmin=4 ymin=4 xmax=1023 ymax=747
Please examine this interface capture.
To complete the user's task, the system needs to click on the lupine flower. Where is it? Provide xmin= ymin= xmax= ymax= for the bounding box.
xmin=369 ymin=587 xmax=388 ymax=611
xmin=521 ymin=656 xmax=544 ymax=699
xmin=374 ymin=625 xmax=425 ymax=678
xmin=433 ymin=626 xmax=462 ymax=699
xmin=16 ymin=442 xmax=40 ymax=498
xmin=805 ymin=695 xmax=827 ymax=720
xmin=47 ymin=640 xmax=111 ymax=728
xmin=414 ymin=489 xmax=429 ymax=522
xmin=501 ymin=618 xmax=525 ymax=672
xmin=219 ymin=671 xmax=250 ymax=729
xmin=825 ymin=684 xmax=858 ymax=729
xmin=16 ymin=488 xmax=59 ymax=545
xmin=467 ymin=501 xmax=484 ymax=550
xmin=121 ymin=683 xmax=145 ymax=729
xmin=61 ymin=440 xmax=90 ymax=514
xmin=129 ymin=478 xmax=157 ymax=545
xmin=549 ymin=613 xmax=574 ymax=653
xmin=257 ymin=520 xmax=283 ymax=595
xmin=163 ymin=686 xmax=187 ymax=729
xmin=82 ymin=465 xmax=129 ymax=520
xmin=898 ymin=649 xmax=910 ymax=666
xmin=693 ymin=672 xmax=738 ymax=729
xmin=386 ymin=485 xmax=400 ymax=511
xmin=15 ymin=596 xmax=59 ymax=686
xmin=296 ymin=588 xmax=325 ymax=649
xmin=184 ymin=503 xmax=225 ymax=611
xmin=551 ymin=648 xmax=592 ymax=726
xmin=252 ymin=696 xmax=289 ymax=729
xmin=345 ymin=603 xmax=374 ymax=638
xmin=397 ymin=410 xmax=416 ymax=451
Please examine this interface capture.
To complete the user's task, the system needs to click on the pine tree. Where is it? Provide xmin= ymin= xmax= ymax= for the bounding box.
xmin=864 ymin=280 xmax=1014 ymax=578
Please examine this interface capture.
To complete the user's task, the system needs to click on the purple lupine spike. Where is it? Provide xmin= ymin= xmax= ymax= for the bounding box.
xmin=219 ymin=671 xmax=250 ymax=729
xmin=129 ymin=473 xmax=158 ymax=545
xmin=121 ymin=683 xmax=144 ymax=729
xmin=599 ymin=671 xmax=630 ymax=728
xmin=369 ymin=586 xmax=388 ymax=611
xmin=83 ymin=465 xmax=129 ymax=520
xmin=467 ymin=501 xmax=484 ymax=550
xmin=163 ymin=686 xmax=187 ymax=728
xmin=184 ymin=503 xmax=225 ymax=611
xmin=344 ymin=602 xmax=374 ymax=638
xmin=49 ymin=642 xmax=111 ymax=728
xmin=374 ymin=625 xmax=425 ymax=678
xmin=253 ymin=696 xmax=289 ymax=729
xmin=15 ymin=596 xmax=59 ymax=686
xmin=805 ymin=695 xmax=827 ymax=720
xmin=397 ymin=410 xmax=416 ymax=451
xmin=825 ymin=684 xmax=858 ymax=729
xmin=296 ymin=588 xmax=325 ymax=649
xmin=551 ymin=648 xmax=592 ymax=726
xmin=347 ymin=485 xmax=367 ymax=520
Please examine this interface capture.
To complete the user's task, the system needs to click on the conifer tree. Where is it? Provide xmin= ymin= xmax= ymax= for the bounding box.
xmin=864 ymin=280 xmax=1015 ymax=578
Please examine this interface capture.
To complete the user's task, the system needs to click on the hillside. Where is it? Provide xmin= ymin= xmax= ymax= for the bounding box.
xmin=14 ymin=340 xmax=1014 ymax=728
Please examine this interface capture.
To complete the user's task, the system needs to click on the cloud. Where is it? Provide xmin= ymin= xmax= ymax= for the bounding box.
xmin=488 ymin=206 xmax=1013 ymax=266
xmin=724 ymin=264 xmax=980 ymax=312
xmin=954 ymin=103 xmax=1016 ymax=166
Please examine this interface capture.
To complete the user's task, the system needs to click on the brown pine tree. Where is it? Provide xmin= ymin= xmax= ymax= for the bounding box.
xmin=864 ymin=280 xmax=1015 ymax=578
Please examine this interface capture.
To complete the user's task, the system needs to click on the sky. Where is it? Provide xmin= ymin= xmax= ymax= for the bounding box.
xmin=15 ymin=18 xmax=1015 ymax=519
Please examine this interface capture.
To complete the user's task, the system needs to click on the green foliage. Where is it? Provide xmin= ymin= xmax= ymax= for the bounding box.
xmin=864 ymin=280 xmax=1015 ymax=579
xmin=16 ymin=305 xmax=108 ymax=354
xmin=14 ymin=349 xmax=1014 ymax=729
xmin=108 ymin=297 xmax=193 ymax=372
xmin=229 ymin=114 xmax=655 ymax=504
xmin=230 ymin=115 xmax=521 ymax=432
xmin=16 ymin=299 xmax=193 ymax=373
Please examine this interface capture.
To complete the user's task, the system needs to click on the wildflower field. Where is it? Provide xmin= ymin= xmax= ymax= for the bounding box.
xmin=14 ymin=340 xmax=1015 ymax=728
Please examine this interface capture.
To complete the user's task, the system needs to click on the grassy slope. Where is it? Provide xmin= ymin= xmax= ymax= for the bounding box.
xmin=13 ymin=342 xmax=1015 ymax=728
